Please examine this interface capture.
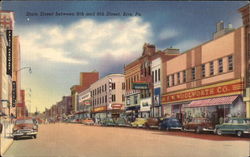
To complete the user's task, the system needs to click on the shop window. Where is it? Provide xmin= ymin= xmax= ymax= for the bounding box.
xmin=183 ymin=70 xmax=186 ymax=83
xmin=201 ymin=64 xmax=205 ymax=78
xmin=228 ymin=55 xmax=233 ymax=71
xmin=134 ymin=95 xmax=138 ymax=104
xmin=177 ymin=72 xmax=180 ymax=84
xmin=192 ymin=67 xmax=196 ymax=80
xmin=158 ymin=69 xmax=160 ymax=81
xmin=210 ymin=61 xmax=214 ymax=76
xmin=218 ymin=58 xmax=223 ymax=73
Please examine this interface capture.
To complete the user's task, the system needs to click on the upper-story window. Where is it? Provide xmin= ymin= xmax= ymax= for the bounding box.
xmin=155 ymin=70 xmax=157 ymax=83
xmin=122 ymin=82 xmax=125 ymax=90
xmin=158 ymin=69 xmax=160 ymax=81
xmin=152 ymin=71 xmax=154 ymax=83
xmin=218 ymin=58 xmax=223 ymax=73
xmin=210 ymin=61 xmax=214 ymax=76
xmin=192 ymin=67 xmax=196 ymax=80
xmin=201 ymin=64 xmax=205 ymax=78
xmin=172 ymin=74 xmax=175 ymax=86
xmin=228 ymin=55 xmax=233 ymax=71
xmin=177 ymin=72 xmax=180 ymax=84
xmin=112 ymin=83 xmax=116 ymax=90
xmin=183 ymin=70 xmax=186 ymax=83
xmin=167 ymin=76 xmax=170 ymax=87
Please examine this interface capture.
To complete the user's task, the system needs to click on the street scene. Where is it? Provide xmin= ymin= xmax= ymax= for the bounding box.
xmin=0 ymin=1 xmax=250 ymax=157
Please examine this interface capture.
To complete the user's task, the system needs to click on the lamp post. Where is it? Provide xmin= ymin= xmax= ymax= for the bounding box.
xmin=14 ymin=66 xmax=32 ymax=117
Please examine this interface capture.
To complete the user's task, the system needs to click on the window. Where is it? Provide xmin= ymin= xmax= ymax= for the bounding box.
xmin=112 ymin=83 xmax=116 ymax=90
xmin=210 ymin=62 xmax=214 ymax=76
xmin=228 ymin=55 xmax=233 ymax=71
xmin=112 ymin=95 xmax=116 ymax=102
xmin=105 ymin=84 xmax=107 ymax=91
xmin=183 ymin=70 xmax=186 ymax=83
xmin=158 ymin=69 xmax=160 ymax=81
xmin=218 ymin=58 xmax=223 ymax=73
xmin=148 ymin=66 xmax=151 ymax=75
xmin=134 ymin=95 xmax=138 ymax=104
xmin=192 ymin=67 xmax=196 ymax=80
xmin=177 ymin=72 xmax=180 ymax=84
xmin=167 ymin=76 xmax=170 ymax=87
xmin=122 ymin=95 xmax=125 ymax=102
xmin=105 ymin=95 xmax=107 ymax=103
xmin=122 ymin=82 xmax=125 ymax=90
xmin=152 ymin=71 xmax=154 ymax=83
xmin=201 ymin=64 xmax=205 ymax=78
xmin=155 ymin=70 xmax=157 ymax=83
xmin=172 ymin=74 xmax=175 ymax=86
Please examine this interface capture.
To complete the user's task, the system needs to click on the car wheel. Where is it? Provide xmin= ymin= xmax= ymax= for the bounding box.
xmin=236 ymin=131 xmax=243 ymax=137
xmin=196 ymin=127 xmax=202 ymax=134
xmin=216 ymin=129 xmax=222 ymax=136
xmin=34 ymin=135 xmax=37 ymax=139
xmin=158 ymin=126 xmax=162 ymax=130
xmin=13 ymin=136 xmax=17 ymax=140
xmin=181 ymin=127 xmax=185 ymax=132
xmin=166 ymin=127 xmax=169 ymax=131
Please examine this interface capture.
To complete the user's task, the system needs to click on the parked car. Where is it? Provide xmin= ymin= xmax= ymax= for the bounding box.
xmin=214 ymin=118 xmax=250 ymax=137
xmin=131 ymin=118 xmax=147 ymax=128
xmin=101 ymin=118 xmax=116 ymax=126
xmin=144 ymin=118 xmax=161 ymax=129
xmin=183 ymin=118 xmax=214 ymax=133
xmin=158 ymin=118 xmax=182 ymax=131
xmin=82 ymin=118 xmax=95 ymax=125
xmin=115 ymin=118 xmax=131 ymax=127
xmin=12 ymin=117 xmax=38 ymax=140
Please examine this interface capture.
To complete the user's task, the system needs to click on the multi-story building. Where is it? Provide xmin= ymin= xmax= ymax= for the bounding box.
xmin=70 ymin=72 xmax=99 ymax=113
xmin=16 ymin=89 xmax=27 ymax=117
xmin=78 ymin=87 xmax=91 ymax=118
xmin=90 ymin=74 xmax=125 ymax=121
xmin=161 ymin=7 xmax=249 ymax=124
xmin=151 ymin=48 xmax=180 ymax=117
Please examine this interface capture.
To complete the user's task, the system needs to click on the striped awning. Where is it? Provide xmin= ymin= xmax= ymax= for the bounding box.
xmin=185 ymin=95 xmax=238 ymax=108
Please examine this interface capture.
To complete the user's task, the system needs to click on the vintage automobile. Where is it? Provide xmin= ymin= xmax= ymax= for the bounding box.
xmin=158 ymin=118 xmax=182 ymax=131
xmin=144 ymin=118 xmax=161 ymax=129
xmin=131 ymin=118 xmax=147 ymax=128
xmin=100 ymin=118 xmax=116 ymax=126
xmin=214 ymin=118 xmax=250 ymax=137
xmin=82 ymin=118 xmax=95 ymax=125
xmin=115 ymin=118 xmax=131 ymax=127
xmin=12 ymin=117 xmax=38 ymax=140
xmin=183 ymin=118 xmax=214 ymax=133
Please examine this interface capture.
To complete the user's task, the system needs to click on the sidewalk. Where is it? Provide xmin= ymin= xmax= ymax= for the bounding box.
xmin=0 ymin=119 xmax=13 ymax=156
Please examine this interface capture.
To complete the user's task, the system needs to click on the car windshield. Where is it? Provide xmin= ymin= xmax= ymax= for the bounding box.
xmin=16 ymin=119 xmax=34 ymax=125
xmin=171 ymin=119 xmax=180 ymax=124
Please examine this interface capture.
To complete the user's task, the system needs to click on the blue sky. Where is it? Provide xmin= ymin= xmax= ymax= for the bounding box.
xmin=2 ymin=1 xmax=248 ymax=112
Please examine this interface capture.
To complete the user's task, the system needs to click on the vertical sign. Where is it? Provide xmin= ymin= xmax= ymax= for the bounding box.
xmin=247 ymin=33 xmax=250 ymax=87
xmin=6 ymin=30 xmax=12 ymax=77
xmin=12 ymin=81 xmax=16 ymax=107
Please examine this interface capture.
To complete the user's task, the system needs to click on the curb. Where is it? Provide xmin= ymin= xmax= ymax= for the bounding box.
xmin=1 ymin=138 xmax=13 ymax=156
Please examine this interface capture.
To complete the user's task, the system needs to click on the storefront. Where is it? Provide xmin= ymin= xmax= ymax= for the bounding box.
xmin=92 ymin=106 xmax=107 ymax=122
xmin=153 ymin=87 xmax=161 ymax=117
xmin=162 ymin=79 xmax=245 ymax=124
xmin=107 ymin=103 xmax=124 ymax=119
xmin=140 ymin=97 xmax=151 ymax=118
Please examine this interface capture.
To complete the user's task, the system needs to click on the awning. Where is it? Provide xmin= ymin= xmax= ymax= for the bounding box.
xmin=185 ymin=95 xmax=238 ymax=108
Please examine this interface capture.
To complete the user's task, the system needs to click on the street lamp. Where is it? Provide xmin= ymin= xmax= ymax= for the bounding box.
xmin=16 ymin=66 xmax=32 ymax=74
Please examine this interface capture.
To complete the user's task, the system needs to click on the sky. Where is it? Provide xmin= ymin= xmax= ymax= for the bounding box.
xmin=2 ymin=1 xmax=248 ymax=113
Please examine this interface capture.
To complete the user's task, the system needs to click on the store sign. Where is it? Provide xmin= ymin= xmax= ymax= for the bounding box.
xmin=12 ymin=81 xmax=16 ymax=107
xmin=84 ymin=100 xmax=91 ymax=105
xmin=6 ymin=30 xmax=12 ymax=76
xmin=111 ymin=103 xmax=123 ymax=110
xmin=92 ymin=106 xmax=107 ymax=113
xmin=162 ymin=79 xmax=243 ymax=104
xmin=132 ymin=82 xmax=149 ymax=90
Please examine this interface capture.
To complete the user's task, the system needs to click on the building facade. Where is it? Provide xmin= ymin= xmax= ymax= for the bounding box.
xmin=78 ymin=88 xmax=91 ymax=118
xmin=162 ymin=20 xmax=246 ymax=124
xmin=90 ymin=74 xmax=125 ymax=121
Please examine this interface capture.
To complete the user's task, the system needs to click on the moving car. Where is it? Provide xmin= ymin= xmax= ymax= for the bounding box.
xmin=115 ymin=118 xmax=131 ymax=127
xmin=183 ymin=118 xmax=214 ymax=133
xmin=214 ymin=118 xmax=250 ymax=137
xmin=158 ymin=118 xmax=182 ymax=131
xmin=144 ymin=118 xmax=161 ymax=129
xmin=82 ymin=118 xmax=95 ymax=125
xmin=13 ymin=117 xmax=38 ymax=140
xmin=101 ymin=118 xmax=116 ymax=126
xmin=131 ymin=118 xmax=147 ymax=128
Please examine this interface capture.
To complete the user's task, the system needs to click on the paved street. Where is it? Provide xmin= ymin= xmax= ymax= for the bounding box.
xmin=4 ymin=123 xmax=250 ymax=157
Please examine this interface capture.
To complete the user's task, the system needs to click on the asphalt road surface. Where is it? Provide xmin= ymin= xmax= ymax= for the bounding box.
xmin=4 ymin=123 xmax=250 ymax=157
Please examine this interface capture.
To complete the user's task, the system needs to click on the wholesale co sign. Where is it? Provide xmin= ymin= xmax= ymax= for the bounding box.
xmin=132 ymin=82 xmax=149 ymax=90
xmin=162 ymin=79 xmax=243 ymax=104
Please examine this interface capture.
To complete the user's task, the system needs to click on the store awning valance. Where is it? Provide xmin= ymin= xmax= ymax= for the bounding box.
xmin=185 ymin=95 xmax=238 ymax=108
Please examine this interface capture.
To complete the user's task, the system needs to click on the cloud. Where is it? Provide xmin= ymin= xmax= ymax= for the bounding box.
xmin=18 ymin=17 xmax=151 ymax=66
xmin=158 ymin=28 xmax=179 ymax=40
xmin=173 ymin=39 xmax=203 ymax=52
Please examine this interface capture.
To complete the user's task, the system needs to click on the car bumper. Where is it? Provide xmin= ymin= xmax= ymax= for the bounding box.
xmin=13 ymin=131 xmax=37 ymax=137
xmin=202 ymin=128 xmax=215 ymax=132
xmin=170 ymin=127 xmax=182 ymax=130
xmin=243 ymin=130 xmax=250 ymax=134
